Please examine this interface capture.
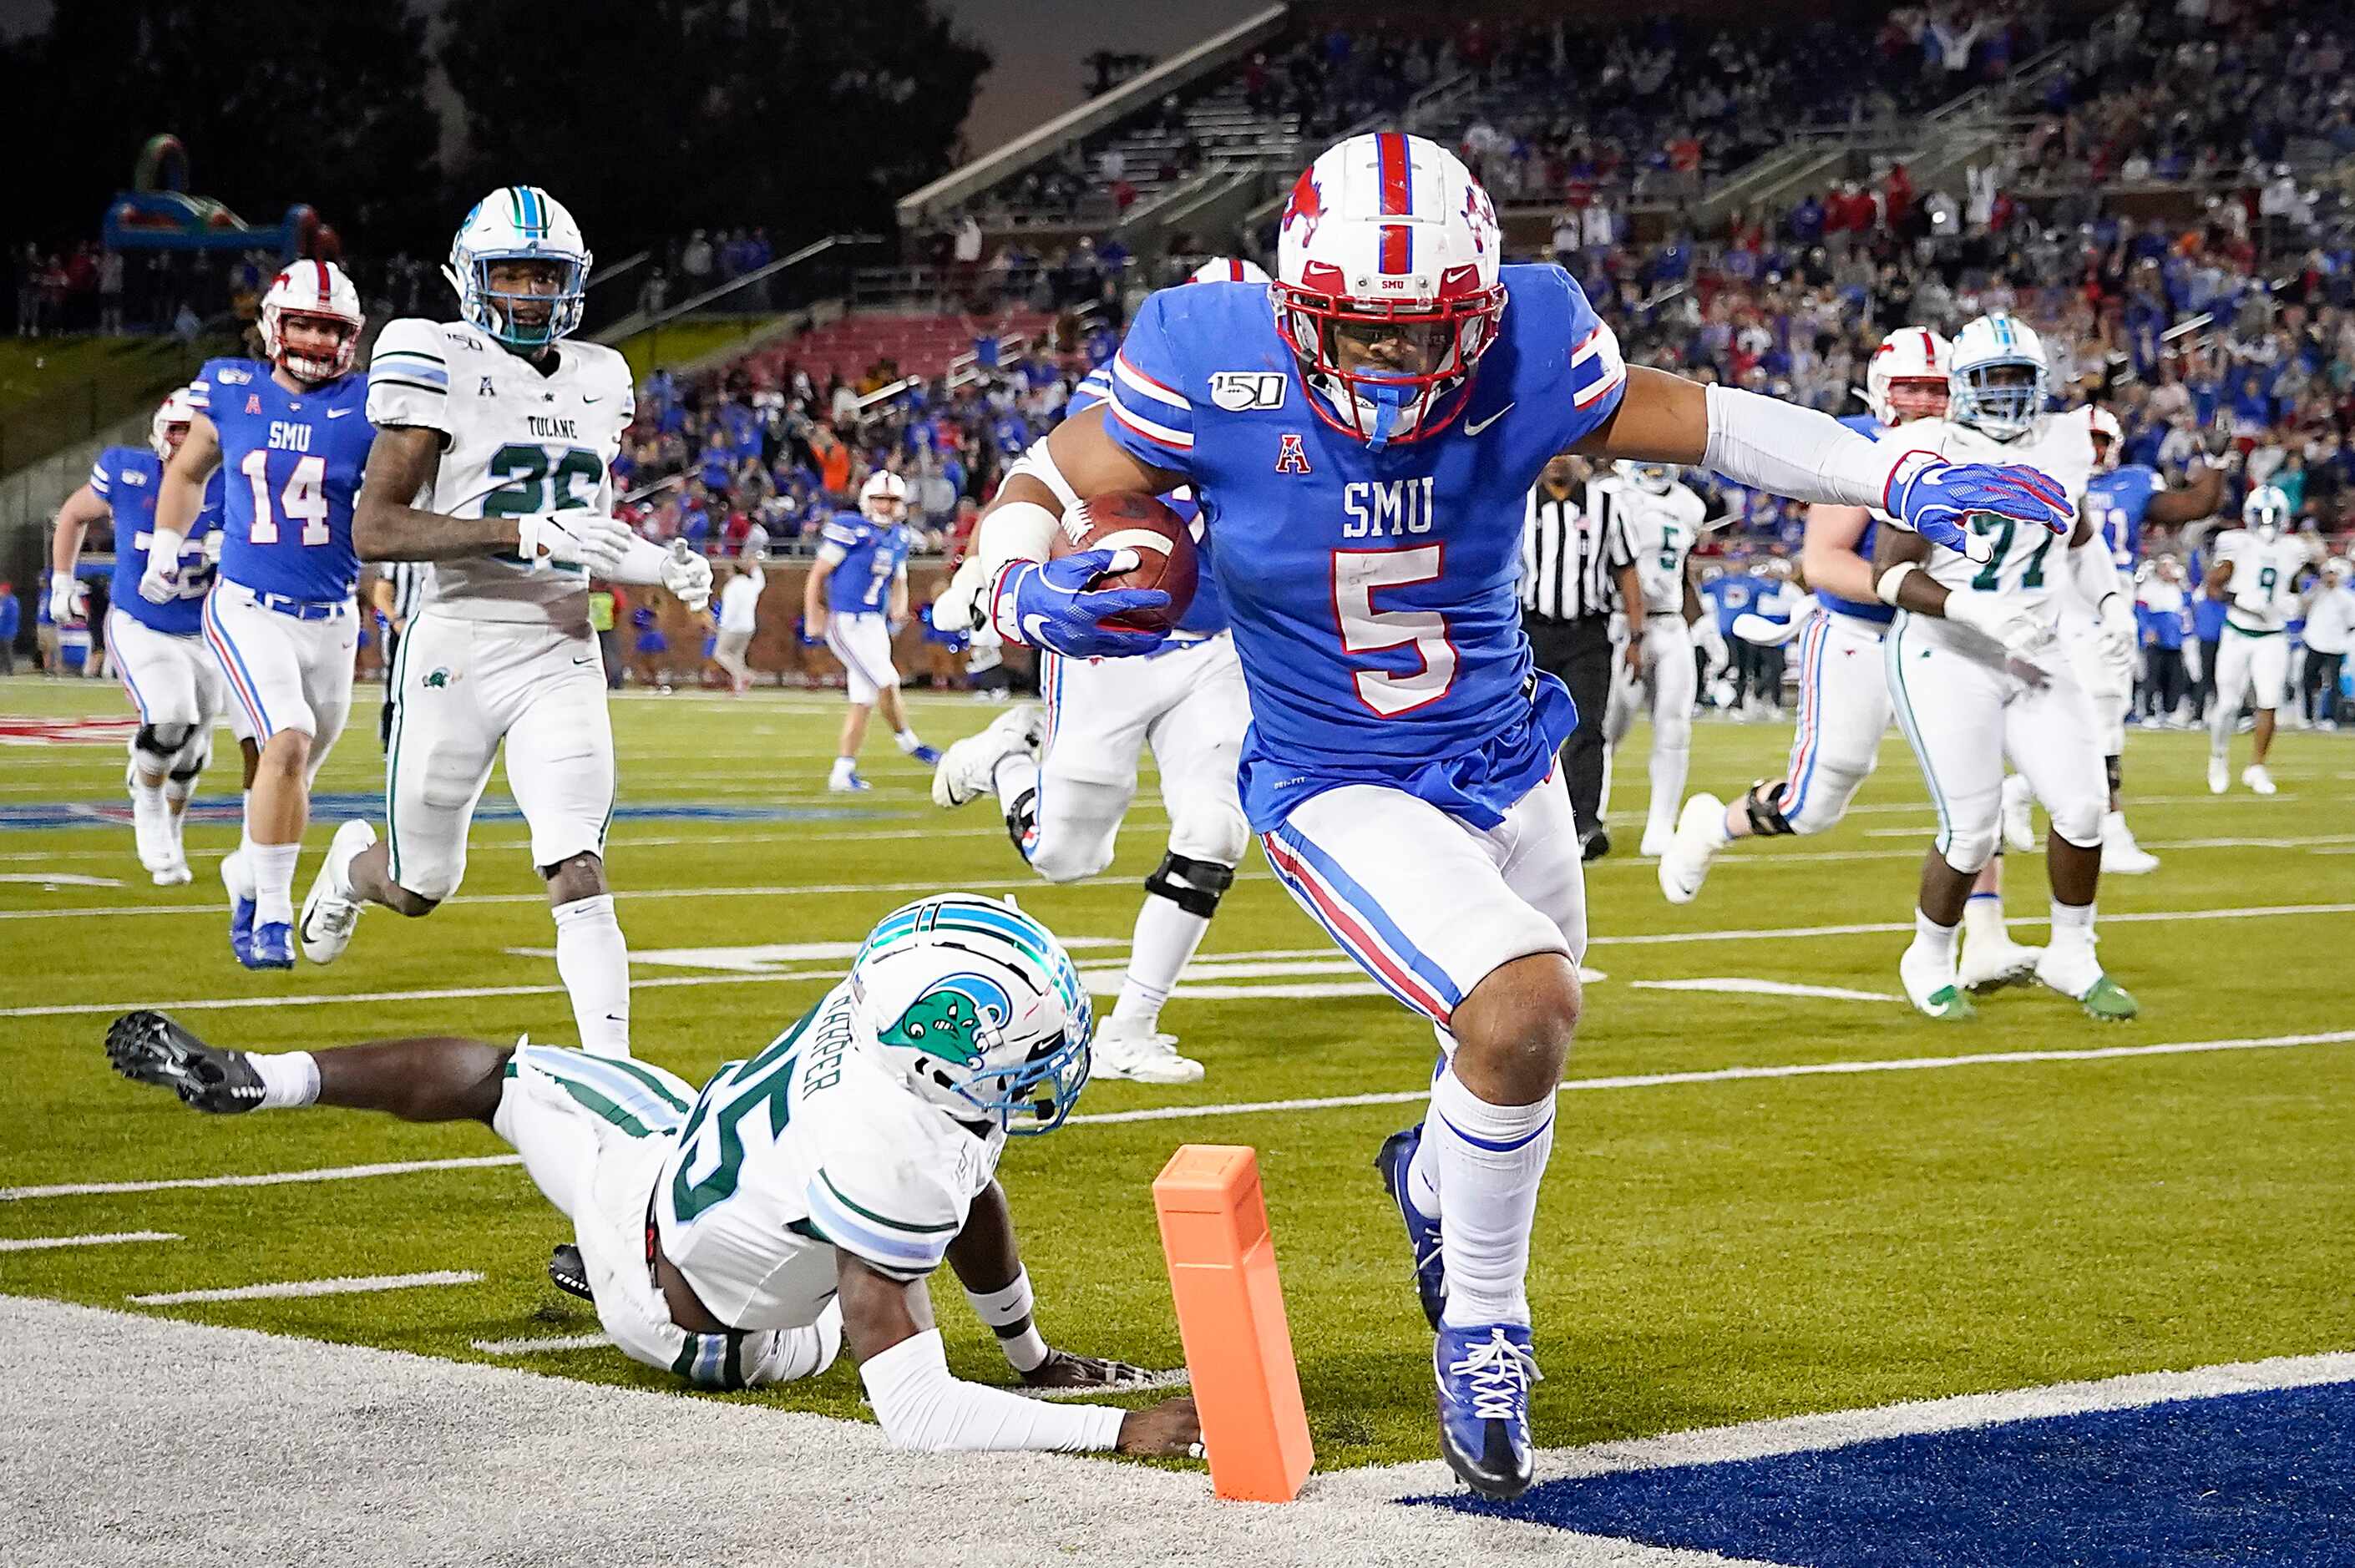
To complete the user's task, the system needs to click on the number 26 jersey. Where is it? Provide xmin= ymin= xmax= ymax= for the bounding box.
xmin=366 ymin=317 xmax=634 ymax=627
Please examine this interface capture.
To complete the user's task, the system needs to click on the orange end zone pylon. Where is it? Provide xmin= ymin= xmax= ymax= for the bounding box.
xmin=1152 ymin=1144 xmax=1314 ymax=1501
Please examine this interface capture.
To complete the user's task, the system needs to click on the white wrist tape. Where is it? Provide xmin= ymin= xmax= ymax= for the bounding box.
xmin=1876 ymin=564 xmax=1921 ymax=606
xmin=978 ymin=498 xmax=1059 ymax=577
xmin=1704 ymin=382 xmax=1897 ymax=512
xmin=858 ymin=1329 xmax=1124 ymax=1454
xmin=963 ymin=1267 xmax=1034 ymax=1328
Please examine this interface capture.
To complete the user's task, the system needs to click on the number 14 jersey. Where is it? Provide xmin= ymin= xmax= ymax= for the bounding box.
xmin=367 ymin=317 xmax=634 ymax=626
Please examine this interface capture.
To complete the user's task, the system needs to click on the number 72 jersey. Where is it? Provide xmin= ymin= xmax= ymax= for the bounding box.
xmin=192 ymin=358 xmax=374 ymax=605
xmin=366 ymin=316 xmax=634 ymax=625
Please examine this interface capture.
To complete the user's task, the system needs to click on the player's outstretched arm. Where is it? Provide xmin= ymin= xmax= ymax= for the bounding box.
xmin=803 ymin=553 xmax=833 ymax=639
xmin=1574 ymin=367 xmax=2068 ymax=563
xmin=2147 ymin=461 xmax=2225 ymax=527
xmin=838 ymin=1246 xmax=1200 ymax=1456
xmin=48 ymin=482 xmax=109 ymax=620
xmin=2202 ymin=558 xmax=2236 ymax=600
xmin=944 ymin=1180 xmax=1164 ymax=1393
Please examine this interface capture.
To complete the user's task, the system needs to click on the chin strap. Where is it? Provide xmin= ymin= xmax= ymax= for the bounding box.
xmin=1362 ymin=381 xmax=1415 ymax=449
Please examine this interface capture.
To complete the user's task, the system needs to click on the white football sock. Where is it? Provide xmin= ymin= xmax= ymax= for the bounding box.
xmin=1648 ymin=741 xmax=1688 ymax=842
xmin=893 ymin=727 xmax=924 ymax=755
xmin=2101 ymin=808 xmax=2129 ymax=842
xmin=829 ymin=756 xmax=857 ymax=783
xmin=1912 ymin=908 xmax=1958 ymax=966
xmin=992 ymin=752 xmax=1040 ymax=818
xmin=2049 ymin=898 xmax=2095 ymax=951
xmin=1111 ymin=888 xmax=1213 ymax=1032
xmin=1406 ymin=1112 xmax=1444 ymax=1219
xmin=553 ymin=893 xmax=631 ymax=1058
xmin=249 ymin=841 xmax=301 ymax=927
xmin=1961 ymin=892 xmax=2007 ymax=940
xmin=129 ymin=774 xmax=169 ymax=851
xmin=247 ymin=1050 xmax=320 ymax=1110
xmin=1427 ymin=1065 xmax=1555 ymax=1328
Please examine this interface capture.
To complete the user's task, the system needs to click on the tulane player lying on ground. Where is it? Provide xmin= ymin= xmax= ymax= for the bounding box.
xmin=106 ymin=894 xmax=1200 ymax=1458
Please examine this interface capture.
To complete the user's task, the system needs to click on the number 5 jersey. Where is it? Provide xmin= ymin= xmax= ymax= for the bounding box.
xmin=366 ymin=316 xmax=635 ymax=629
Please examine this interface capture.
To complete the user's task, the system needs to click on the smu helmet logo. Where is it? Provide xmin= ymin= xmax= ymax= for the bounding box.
xmin=1282 ymin=169 xmax=1326 ymax=245
xmin=880 ymin=972 xmax=1012 ymax=1066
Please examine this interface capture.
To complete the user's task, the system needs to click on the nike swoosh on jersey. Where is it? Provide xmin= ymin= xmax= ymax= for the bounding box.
xmin=1466 ymin=402 xmax=1516 ymax=436
xmin=327 ymin=408 xmax=355 ymax=417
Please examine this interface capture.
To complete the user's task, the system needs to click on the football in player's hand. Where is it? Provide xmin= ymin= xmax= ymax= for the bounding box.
xmin=1047 ymin=493 xmax=1197 ymax=633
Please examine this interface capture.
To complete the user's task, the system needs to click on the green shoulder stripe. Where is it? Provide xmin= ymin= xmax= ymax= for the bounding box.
xmin=817 ymin=1170 xmax=960 ymax=1233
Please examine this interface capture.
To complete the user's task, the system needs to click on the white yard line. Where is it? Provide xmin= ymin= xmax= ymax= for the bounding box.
xmin=0 ymin=1230 xmax=180 ymax=1252
xmin=1628 ymin=978 xmax=1899 ymax=1002
xmin=471 ymin=1333 xmax=612 ymax=1355
xmin=127 ymin=1269 xmax=482 ymax=1306
xmin=18 ymin=1028 xmax=2350 ymax=1202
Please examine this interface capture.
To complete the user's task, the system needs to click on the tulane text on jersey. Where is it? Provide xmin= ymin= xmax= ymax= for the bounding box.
xmin=191 ymin=357 xmax=373 ymax=605
xmin=91 ymin=448 xmax=224 ymax=636
xmin=1099 ymin=266 xmax=1628 ymax=831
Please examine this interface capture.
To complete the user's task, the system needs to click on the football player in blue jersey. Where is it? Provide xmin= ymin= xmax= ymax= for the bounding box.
xmin=931 ymin=257 xmax=1264 ymax=1085
xmin=2029 ymin=404 xmax=2223 ymax=873
xmin=952 ymin=133 xmax=2072 ymax=1498
xmin=46 ymin=387 xmax=236 ymax=884
xmin=149 ymin=261 xmax=375 ymax=969
xmin=806 ymin=471 xmax=939 ymax=791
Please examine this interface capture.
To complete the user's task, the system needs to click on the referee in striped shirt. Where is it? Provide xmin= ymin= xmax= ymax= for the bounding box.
xmin=1522 ymin=455 xmax=1640 ymax=859
xmin=368 ymin=561 xmax=425 ymax=751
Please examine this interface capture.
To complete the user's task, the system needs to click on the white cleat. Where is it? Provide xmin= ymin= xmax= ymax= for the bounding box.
xmin=2034 ymin=940 xmax=2138 ymax=1020
xmin=1638 ymin=827 xmax=1671 ymax=859
xmin=149 ymin=854 xmax=193 ymax=888
xmin=1958 ymin=929 xmax=2044 ymax=993
xmin=1656 ymin=793 xmax=1727 ymax=906
xmin=931 ymin=704 xmax=1041 ymax=809
xmin=1998 ymin=773 xmax=2036 ymax=853
xmin=1090 ymin=1017 xmax=1205 ymax=1084
xmin=2207 ymin=755 xmax=2229 ymax=794
xmin=2101 ymin=826 xmax=2160 ymax=876
xmin=297 ymin=820 xmax=376 ymax=967
xmin=1899 ymin=942 xmax=1975 ymax=1021
xmin=2241 ymin=764 xmax=2277 ymax=797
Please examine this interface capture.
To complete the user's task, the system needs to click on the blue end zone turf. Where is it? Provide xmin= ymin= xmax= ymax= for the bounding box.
xmin=1416 ymin=1378 xmax=2355 ymax=1566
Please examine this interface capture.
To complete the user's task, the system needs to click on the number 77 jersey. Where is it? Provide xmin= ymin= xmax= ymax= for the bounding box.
xmin=1098 ymin=266 xmax=1628 ymax=831
xmin=366 ymin=316 xmax=634 ymax=624
xmin=193 ymin=357 xmax=374 ymax=605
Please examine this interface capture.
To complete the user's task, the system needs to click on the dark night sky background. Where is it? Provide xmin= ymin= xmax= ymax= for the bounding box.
xmin=0 ymin=0 xmax=1272 ymax=159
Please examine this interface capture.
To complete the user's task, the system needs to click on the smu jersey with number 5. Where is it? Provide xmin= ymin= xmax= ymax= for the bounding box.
xmin=1100 ymin=266 xmax=1628 ymax=830
xmin=367 ymin=317 xmax=633 ymax=625
xmin=656 ymin=982 xmax=1004 ymax=1331
xmin=1901 ymin=412 xmax=2094 ymax=605
xmin=90 ymin=447 xmax=224 ymax=636
xmin=190 ymin=359 xmax=372 ymax=604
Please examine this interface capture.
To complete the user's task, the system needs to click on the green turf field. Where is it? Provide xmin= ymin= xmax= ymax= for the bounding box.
xmin=2 ymin=673 xmax=2349 ymax=1471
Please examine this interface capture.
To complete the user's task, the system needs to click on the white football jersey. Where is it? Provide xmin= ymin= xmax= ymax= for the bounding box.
xmin=366 ymin=317 xmax=633 ymax=627
xmin=1903 ymin=412 xmax=2096 ymax=605
xmin=2211 ymin=528 xmax=2312 ymax=633
xmin=655 ymin=981 xmax=1005 ymax=1332
xmin=1598 ymin=477 xmax=1707 ymax=615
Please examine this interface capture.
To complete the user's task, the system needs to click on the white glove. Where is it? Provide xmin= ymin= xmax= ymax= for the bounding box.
xmin=516 ymin=509 xmax=630 ymax=574
xmin=1942 ymin=584 xmax=2058 ymax=660
xmin=135 ymin=527 xmax=186 ymax=604
xmin=930 ymin=553 xmax=995 ymax=635
xmin=47 ymin=574 xmax=82 ymax=622
xmin=661 ymin=539 xmax=713 ymax=612
xmin=1733 ymin=595 xmax=1818 ymax=648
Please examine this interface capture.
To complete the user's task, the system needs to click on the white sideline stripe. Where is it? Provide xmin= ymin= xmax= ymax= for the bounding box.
xmin=0 ymin=1154 xmax=522 ymax=1202
xmin=1629 ymin=978 xmax=1898 ymax=1003
xmin=1588 ymin=900 xmax=2355 ymax=948
xmin=18 ymin=1029 xmax=2355 ymax=1201
xmin=129 ymin=1269 xmax=482 ymax=1306
xmin=1334 ymin=1348 xmax=2355 ymax=1503
xmin=472 ymin=1333 xmax=612 ymax=1355
xmin=1020 ymin=1368 xmax=1191 ymax=1400
xmin=0 ymin=1230 xmax=180 ymax=1252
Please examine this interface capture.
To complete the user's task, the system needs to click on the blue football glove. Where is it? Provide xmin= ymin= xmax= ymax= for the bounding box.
xmin=1886 ymin=452 xmax=2072 ymax=564
xmin=991 ymin=549 xmax=1170 ymax=658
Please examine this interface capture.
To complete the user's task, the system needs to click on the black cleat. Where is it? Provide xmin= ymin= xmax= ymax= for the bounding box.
xmin=105 ymin=1010 xmax=264 ymax=1114
xmin=1580 ymin=826 xmax=1611 ymax=863
xmin=548 ymin=1244 xmax=594 ymax=1303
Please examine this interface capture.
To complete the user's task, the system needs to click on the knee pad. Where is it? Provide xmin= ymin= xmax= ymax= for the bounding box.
xmin=1144 ymin=852 xmax=1236 ymax=919
xmin=1942 ymin=822 xmax=2000 ymax=875
xmin=1741 ymin=780 xmax=1797 ymax=837
xmin=134 ymin=722 xmax=195 ymax=761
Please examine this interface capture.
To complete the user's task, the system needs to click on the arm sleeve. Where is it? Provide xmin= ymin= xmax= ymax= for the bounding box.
xmin=1098 ymin=291 xmax=1200 ymax=480
xmin=858 ymin=1329 xmax=1126 ymax=1453
xmin=1701 ymin=382 xmax=1904 ymax=513
xmin=807 ymin=1163 xmax=963 ymax=1282
xmin=366 ymin=319 xmax=456 ymax=437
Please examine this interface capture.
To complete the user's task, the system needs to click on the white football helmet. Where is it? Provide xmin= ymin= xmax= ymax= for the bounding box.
xmin=2242 ymin=483 xmax=2291 ymax=541
xmin=1947 ymin=313 xmax=2049 ymax=442
xmin=858 ymin=469 xmax=909 ymax=524
xmin=257 ymin=260 xmax=364 ymax=383
xmin=2086 ymin=404 xmax=2124 ymax=469
xmin=1188 ymin=255 xmax=1271 ymax=285
xmin=1274 ymin=132 xmax=1505 ymax=448
xmin=849 ymin=894 xmax=1093 ymax=1135
xmin=149 ymin=386 xmax=200 ymax=461
xmin=445 ymin=186 xmax=592 ymax=349
xmin=1866 ymin=326 xmax=1952 ymax=425
xmin=1615 ymin=460 xmax=1676 ymax=494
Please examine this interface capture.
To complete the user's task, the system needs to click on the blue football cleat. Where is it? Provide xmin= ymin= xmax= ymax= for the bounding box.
xmin=909 ymin=742 xmax=944 ymax=768
xmin=244 ymin=921 xmax=295 ymax=971
xmin=1435 ymin=1321 xmax=1541 ymax=1500
xmin=1375 ymin=1124 xmax=1447 ymax=1330
xmin=828 ymin=771 xmax=873 ymax=793
xmin=220 ymin=851 xmax=257 ymax=963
